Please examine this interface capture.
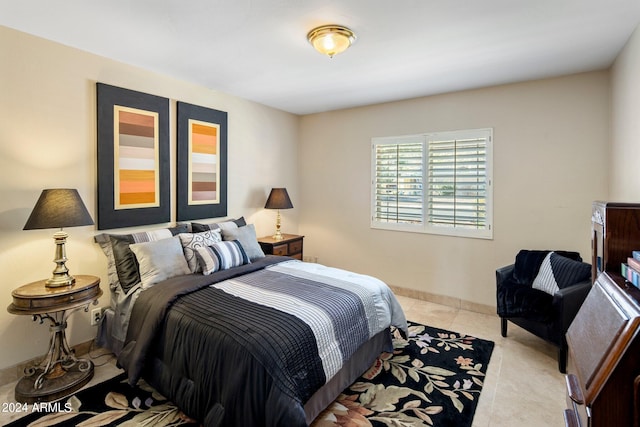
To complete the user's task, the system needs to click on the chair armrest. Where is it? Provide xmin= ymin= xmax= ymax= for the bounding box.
xmin=552 ymin=280 xmax=592 ymax=332
xmin=496 ymin=264 xmax=515 ymax=288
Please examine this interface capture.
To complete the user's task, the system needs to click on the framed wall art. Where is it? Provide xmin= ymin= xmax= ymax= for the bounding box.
xmin=96 ymin=83 xmax=170 ymax=229
xmin=176 ymin=101 xmax=228 ymax=221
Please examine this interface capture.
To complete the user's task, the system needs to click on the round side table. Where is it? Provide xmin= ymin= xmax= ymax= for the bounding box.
xmin=7 ymin=275 xmax=102 ymax=403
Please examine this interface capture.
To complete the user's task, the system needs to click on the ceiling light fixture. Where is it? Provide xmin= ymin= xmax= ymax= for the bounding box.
xmin=307 ymin=25 xmax=356 ymax=58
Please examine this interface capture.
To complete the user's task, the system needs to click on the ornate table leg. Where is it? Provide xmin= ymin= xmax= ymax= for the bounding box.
xmin=15 ymin=305 xmax=95 ymax=403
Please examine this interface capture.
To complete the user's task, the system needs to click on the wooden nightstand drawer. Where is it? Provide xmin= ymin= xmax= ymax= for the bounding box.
xmin=289 ymin=239 xmax=303 ymax=255
xmin=272 ymin=244 xmax=289 ymax=256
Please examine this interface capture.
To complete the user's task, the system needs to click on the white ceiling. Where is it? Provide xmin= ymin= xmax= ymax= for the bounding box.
xmin=1 ymin=0 xmax=639 ymax=115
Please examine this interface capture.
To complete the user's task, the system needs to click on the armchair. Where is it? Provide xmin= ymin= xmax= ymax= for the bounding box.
xmin=496 ymin=250 xmax=592 ymax=373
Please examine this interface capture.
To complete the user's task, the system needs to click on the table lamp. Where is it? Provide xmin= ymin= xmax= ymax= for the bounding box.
xmin=264 ymin=188 xmax=293 ymax=241
xmin=23 ymin=189 xmax=94 ymax=287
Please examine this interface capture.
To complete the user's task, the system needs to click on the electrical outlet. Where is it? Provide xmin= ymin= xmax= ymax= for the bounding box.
xmin=91 ymin=308 xmax=102 ymax=326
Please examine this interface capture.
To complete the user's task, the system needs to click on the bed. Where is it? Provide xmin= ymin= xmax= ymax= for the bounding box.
xmin=94 ymin=221 xmax=407 ymax=427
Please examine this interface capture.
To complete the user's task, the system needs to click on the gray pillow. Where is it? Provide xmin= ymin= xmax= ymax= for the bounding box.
xmin=221 ymin=224 xmax=265 ymax=261
xmin=130 ymin=236 xmax=190 ymax=289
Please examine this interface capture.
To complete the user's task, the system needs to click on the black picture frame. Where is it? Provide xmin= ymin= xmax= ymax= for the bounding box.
xmin=96 ymin=83 xmax=170 ymax=229
xmin=176 ymin=101 xmax=228 ymax=221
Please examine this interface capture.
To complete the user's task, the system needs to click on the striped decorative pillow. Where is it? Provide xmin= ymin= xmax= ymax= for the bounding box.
xmin=178 ymin=230 xmax=223 ymax=273
xmin=532 ymin=251 xmax=591 ymax=295
xmin=195 ymin=240 xmax=250 ymax=275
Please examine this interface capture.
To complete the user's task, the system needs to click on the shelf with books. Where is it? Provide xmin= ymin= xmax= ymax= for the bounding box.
xmin=621 ymin=251 xmax=640 ymax=288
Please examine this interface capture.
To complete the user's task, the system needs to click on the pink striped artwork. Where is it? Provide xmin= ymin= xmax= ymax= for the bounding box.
xmin=189 ymin=119 xmax=219 ymax=205
xmin=114 ymin=106 xmax=159 ymax=209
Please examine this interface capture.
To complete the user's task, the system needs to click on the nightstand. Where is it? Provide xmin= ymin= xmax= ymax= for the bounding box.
xmin=7 ymin=275 xmax=102 ymax=403
xmin=258 ymin=234 xmax=304 ymax=260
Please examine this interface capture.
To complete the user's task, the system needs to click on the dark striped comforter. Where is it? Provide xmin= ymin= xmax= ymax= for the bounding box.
xmin=118 ymin=258 xmax=407 ymax=427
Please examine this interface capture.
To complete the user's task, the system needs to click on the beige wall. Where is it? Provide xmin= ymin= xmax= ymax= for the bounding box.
xmin=611 ymin=25 xmax=640 ymax=199
xmin=0 ymin=26 xmax=300 ymax=370
xmin=298 ymin=72 xmax=610 ymax=308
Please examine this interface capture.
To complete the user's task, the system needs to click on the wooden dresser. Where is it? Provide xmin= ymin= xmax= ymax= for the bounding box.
xmin=591 ymin=202 xmax=640 ymax=282
xmin=564 ymin=272 xmax=640 ymax=427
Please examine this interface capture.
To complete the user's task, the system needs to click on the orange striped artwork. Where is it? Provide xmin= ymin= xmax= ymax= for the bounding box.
xmin=114 ymin=106 xmax=159 ymax=209
xmin=189 ymin=119 xmax=219 ymax=204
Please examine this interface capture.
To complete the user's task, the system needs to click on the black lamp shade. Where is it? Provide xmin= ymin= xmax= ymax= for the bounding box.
xmin=264 ymin=188 xmax=293 ymax=210
xmin=24 ymin=189 xmax=94 ymax=230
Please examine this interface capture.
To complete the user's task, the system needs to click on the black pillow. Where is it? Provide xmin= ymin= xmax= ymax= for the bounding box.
xmin=546 ymin=252 xmax=591 ymax=289
xmin=110 ymin=234 xmax=139 ymax=293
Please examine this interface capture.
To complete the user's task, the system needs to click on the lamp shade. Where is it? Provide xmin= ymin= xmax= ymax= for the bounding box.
xmin=264 ymin=188 xmax=293 ymax=210
xmin=24 ymin=189 xmax=94 ymax=230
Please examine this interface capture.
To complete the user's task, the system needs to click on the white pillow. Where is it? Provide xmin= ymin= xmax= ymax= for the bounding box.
xmin=130 ymin=236 xmax=190 ymax=289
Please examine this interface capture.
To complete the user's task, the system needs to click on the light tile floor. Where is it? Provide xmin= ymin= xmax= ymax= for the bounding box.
xmin=0 ymin=296 xmax=566 ymax=426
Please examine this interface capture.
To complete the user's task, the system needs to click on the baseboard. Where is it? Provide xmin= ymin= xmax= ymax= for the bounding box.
xmin=0 ymin=340 xmax=94 ymax=387
xmin=389 ymin=285 xmax=495 ymax=315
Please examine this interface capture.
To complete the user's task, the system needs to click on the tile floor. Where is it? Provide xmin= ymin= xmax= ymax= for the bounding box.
xmin=0 ymin=296 xmax=567 ymax=426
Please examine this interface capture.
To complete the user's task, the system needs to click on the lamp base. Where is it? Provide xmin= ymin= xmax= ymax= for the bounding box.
xmin=272 ymin=210 xmax=284 ymax=241
xmin=46 ymin=231 xmax=74 ymax=288
xmin=45 ymin=274 xmax=75 ymax=288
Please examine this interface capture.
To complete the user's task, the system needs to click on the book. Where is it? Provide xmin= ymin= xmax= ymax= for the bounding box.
xmin=621 ymin=263 xmax=640 ymax=287
xmin=632 ymin=251 xmax=640 ymax=261
xmin=628 ymin=257 xmax=640 ymax=272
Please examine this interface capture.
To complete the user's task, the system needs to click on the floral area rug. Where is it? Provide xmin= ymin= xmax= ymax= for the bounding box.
xmin=312 ymin=322 xmax=495 ymax=427
xmin=8 ymin=322 xmax=493 ymax=427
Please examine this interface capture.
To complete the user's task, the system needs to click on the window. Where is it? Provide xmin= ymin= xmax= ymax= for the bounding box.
xmin=371 ymin=128 xmax=492 ymax=239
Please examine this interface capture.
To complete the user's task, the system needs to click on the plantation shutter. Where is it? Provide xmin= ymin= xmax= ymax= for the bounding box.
xmin=427 ymin=132 xmax=489 ymax=230
xmin=372 ymin=140 xmax=424 ymax=224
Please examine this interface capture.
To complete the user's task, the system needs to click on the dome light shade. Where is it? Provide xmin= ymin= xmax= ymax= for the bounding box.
xmin=307 ymin=25 xmax=356 ymax=58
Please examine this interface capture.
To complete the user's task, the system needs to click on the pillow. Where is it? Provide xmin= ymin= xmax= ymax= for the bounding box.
xmin=95 ymin=224 xmax=188 ymax=293
xmin=178 ymin=230 xmax=222 ymax=273
xmin=191 ymin=217 xmax=246 ymax=233
xmin=129 ymin=236 xmax=190 ymax=289
xmin=195 ymin=240 xmax=250 ymax=275
xmin=94 ymin=233 xmax=120 ymax=291
xmin=233 ymin=216 xmax=247 ymax=227
xmin=513 ymin=249 xmax=582 ymax=285
xmin=532 ymin=252 xmax=591 ymax=295
xmin=513 ymin=250 xmax=550 ymax=285
xmin=221 ymin=224 xmax=265 ymax=261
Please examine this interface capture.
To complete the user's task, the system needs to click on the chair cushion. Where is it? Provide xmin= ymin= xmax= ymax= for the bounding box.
xmin=513 ymin=250 xmax=582 ymax=285
xmin=532 ymin=252 xmax=591 ymax=295
xmin=497 ymin=281 xmax=554 ymax=321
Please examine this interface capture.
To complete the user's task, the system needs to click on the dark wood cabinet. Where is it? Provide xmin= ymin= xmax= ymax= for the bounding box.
xmin=564 ymin=272 xmax=640 ymax=427
xmin=591 ymin=201 xmax=640 ymax=282
xmin=258 ymin=234 xmax=304 ymax=260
